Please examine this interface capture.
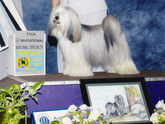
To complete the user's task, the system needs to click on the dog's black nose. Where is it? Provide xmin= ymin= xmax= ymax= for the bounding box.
xmin=55 ymin=16 xmax=59 ymax=20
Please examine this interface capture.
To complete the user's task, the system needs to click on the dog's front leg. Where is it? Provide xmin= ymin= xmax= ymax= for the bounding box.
xmin=68 ymin=57 xmax=94 ymax=77
xmin=63 ymin=62 xmax=72 ymax=75
xmin=68 ymin=46 xmax=93 ymax=77
xmin=60 ymin=40 xmax=93 ymax=77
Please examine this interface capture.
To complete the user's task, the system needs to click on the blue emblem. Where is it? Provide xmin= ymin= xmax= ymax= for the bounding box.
xmin=39 ymin=116 xmax=50 ymax=124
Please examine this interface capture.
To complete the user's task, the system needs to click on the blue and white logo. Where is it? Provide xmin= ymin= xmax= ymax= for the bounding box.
xmin=39 ymin=116 xmax=50 ymax=124
xmin=37 ymin=114 xmax=52 ymax=124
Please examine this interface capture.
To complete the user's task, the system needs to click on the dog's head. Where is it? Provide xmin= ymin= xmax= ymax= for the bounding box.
xmin=47 ymin=6 xmax=82 ymax=42
xmin=114 ymin=95 xmax=124 ymax=105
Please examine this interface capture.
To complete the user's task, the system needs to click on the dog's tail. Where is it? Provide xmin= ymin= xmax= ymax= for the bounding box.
xmin=102 ymin=15 xmax=126 ymax=51
xmin=102 ymin=15 xmax=140 ymax=75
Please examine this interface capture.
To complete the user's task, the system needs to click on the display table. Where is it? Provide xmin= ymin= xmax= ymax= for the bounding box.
xmin=17 ymin=70 xmax=165 ymax=82
xmin=0 ymin=70 xmax=165 ymax=123
xmin=1 ymin=70 xmax=165 ymax=86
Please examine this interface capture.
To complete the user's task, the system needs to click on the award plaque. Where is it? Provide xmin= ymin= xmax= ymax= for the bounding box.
xmin=8 ymin=31 xmax=46 ymax=76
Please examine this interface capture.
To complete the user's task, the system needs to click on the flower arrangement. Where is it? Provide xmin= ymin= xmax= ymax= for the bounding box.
xmin=150 ymin=100 xmax=165 ymax=124
xmin=51 ymin=104 xmax=111 ymax=124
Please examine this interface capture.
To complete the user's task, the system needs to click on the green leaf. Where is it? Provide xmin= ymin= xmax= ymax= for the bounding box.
xmin=14 ymin=93 xmax=22 ymax=100
xmin=0 ymin=87 xmax=12 ymax=97
xmin=51 ymin=120 xmax=61 ymax=124
xmin=24 ymin=86 xmax=37 ymax=96
xmin=0 ymin=109 xmax=5 ymax=112
xmin=21 ymin=96 xmax=30 ymax=101
xmin=32 ymin=81 xmax=44 ymax=91
xmin=29 ymin=89 xmax=37 ymax=96
xmin=10 ymin=84 xmax=21 ymax=90
xmin=14 ymin=101 xmax=25 ymax=107
xmin=4 ymin=97 xmax=13 ymax=101
xmin=24 ymin=86 xmax=32 ymax=91
xmin=0 ymin=91 xmax=7 ymax=96
xmin=30 ymin=95 xmax=38 ymax=103
xmin=2 ymin=120 xmax=8 ymax=124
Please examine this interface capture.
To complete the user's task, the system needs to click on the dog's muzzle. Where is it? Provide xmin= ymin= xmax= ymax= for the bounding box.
xmin=53 ymin=16 xmax=60 ymax=24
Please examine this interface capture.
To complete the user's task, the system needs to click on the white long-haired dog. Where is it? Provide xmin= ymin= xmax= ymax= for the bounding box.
xmin=48 ymin=6 xmax=140 ymax=77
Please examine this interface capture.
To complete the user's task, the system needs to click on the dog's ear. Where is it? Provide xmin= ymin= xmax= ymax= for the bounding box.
xmin=66 ymin=8 xmax=82 ymax=42
xmin=67 ymin=22 xmax=82 ymax=42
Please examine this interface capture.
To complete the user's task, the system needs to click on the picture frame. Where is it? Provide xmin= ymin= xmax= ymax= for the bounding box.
xmin=80 ymin=77 xmax=154 ymax=124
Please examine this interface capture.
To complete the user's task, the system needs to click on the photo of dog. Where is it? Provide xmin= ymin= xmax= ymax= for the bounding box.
xmin=47 ymin=6 xmax=140 ymax=77
xmin=105 ymin=95 xmax=126 ymax=119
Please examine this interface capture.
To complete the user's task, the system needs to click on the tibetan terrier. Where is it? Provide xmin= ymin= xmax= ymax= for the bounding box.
xmin=48 ymin=6 xmax=139 ymax=77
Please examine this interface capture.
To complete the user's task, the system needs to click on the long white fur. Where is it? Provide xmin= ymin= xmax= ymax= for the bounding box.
xmin=48 ymin=6 xmax=140 ymax=77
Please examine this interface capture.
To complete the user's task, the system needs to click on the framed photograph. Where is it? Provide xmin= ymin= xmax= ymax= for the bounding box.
xmin=80 ymin=77 xmax=153 ymax=124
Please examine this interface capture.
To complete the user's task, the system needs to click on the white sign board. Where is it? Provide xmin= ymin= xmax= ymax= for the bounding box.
xmin=31 ymin=109 xmax=68 ymax=124
xmin=8 ymin=31 xmax=46 ymax=76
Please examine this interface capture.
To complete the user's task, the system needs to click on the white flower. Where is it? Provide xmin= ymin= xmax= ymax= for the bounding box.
xmin=79 ymin=104 xmax=90 ymax=113
xmin=79 ymin=104 xmax=89 ymax=111
xmin=62 ymin=117 xmax=72 ymax=124
xmin=68 ymin=104 xmax=77 ymax=112
xmin=88 ymin=109 xmax=102 ymax=121
xmin=52 ymin=104 xmax=110 ymax=124
xmin=73 ymin=115 xmax=80 ymax=122
xmin=89 ymin=106 xmax=93 ymax=110
xmin=150 ymin=113 xmax=159 ymax=124
xmin=83 ymin=119 xmax=88 ymax=123
xmin=155 ymin=100 xmax=165 ymax=110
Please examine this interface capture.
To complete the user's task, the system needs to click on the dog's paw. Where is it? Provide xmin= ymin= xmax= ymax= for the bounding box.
xmin=117 ymin=67 xmax=140 ymax=75
xmin=106 ymin=67 xmax=117 ymax=74
xmin=63 ymin=70 xmax=70 ymax=75
xmin=107 ymin=70 xmax=117 ymax=74
xmin=66 ymin=63 xmax=94 ymax=77
xmin=114 ymin=60 xmax=140 ymax=75
xmin=68 ymin=66 xmax=94 ymax=77
xmin=103 ymin=65 xmax=117 ymax=74
xmin=68 ymin=70 xmax=94 ymax=77
xmin=118 ymin=69 xmax=140 ymax=75
xmin=63 ymin=67 xmax=71 ymax=75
